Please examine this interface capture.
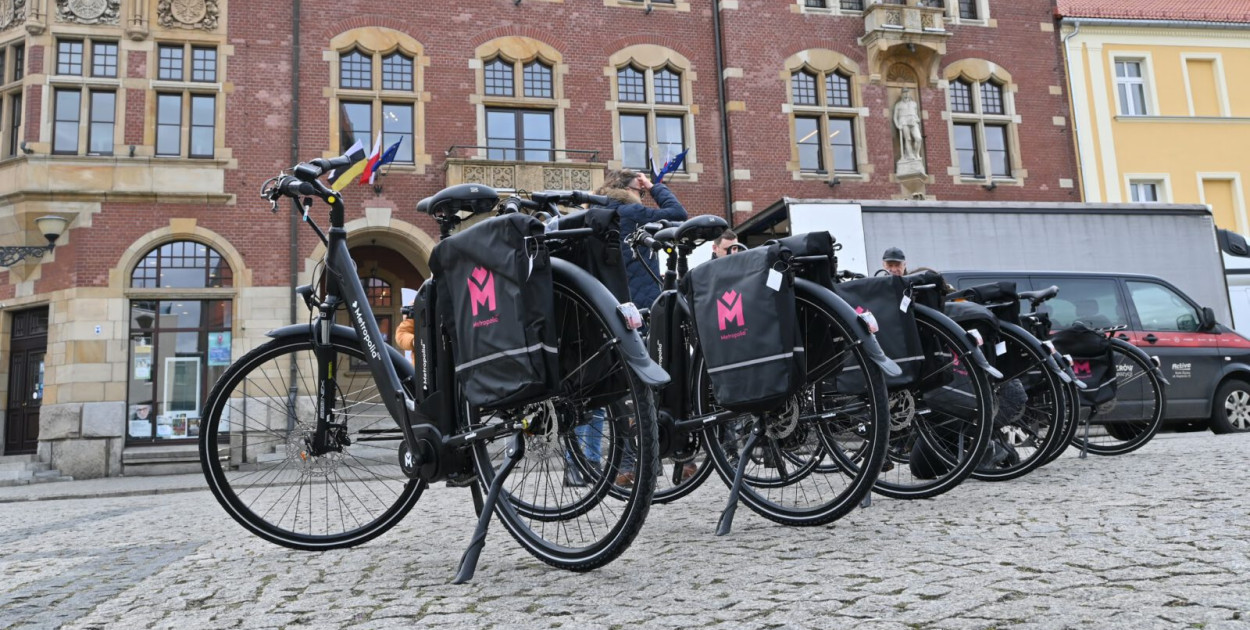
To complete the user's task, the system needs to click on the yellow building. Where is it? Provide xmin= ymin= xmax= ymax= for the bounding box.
xmin=1059 ymin=1 xmax=1250 ymax=232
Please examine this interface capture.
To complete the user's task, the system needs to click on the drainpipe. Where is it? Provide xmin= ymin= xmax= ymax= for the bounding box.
xmin=287 ymin=0 xmax=303 ymax=430
xmin=1060 ymin=20 xmax=1084 ymax=201
xmin=711 ymin=0 xmax=735 ymax=224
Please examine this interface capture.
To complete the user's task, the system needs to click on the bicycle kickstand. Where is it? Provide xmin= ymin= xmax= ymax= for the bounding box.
xmin=1080 ymin=410 xmax=1093 ymax=460
xmin=716 ymin=415 xmax=765 ymax=537
xmin=453 ymin=432 xmax=525 ymax=584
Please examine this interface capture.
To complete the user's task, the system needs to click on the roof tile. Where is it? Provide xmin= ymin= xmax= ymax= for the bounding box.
xmin=1056 ymin=0 xmax=1250 ymax=24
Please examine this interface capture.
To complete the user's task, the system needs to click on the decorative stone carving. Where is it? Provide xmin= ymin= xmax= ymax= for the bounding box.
xmin=543 ymin=167 xmax=565 ymax=190
xmin=463 ymin=165 xmax=486 ymax=184
xmin=892 ymin=87 xmax=925 ymax=176
xmin=490 ymin=166 xmax=515 ymax=189
xmin=157 ymin=0 xmax=219 ymax=30
xmin=56 ymin=0 xmax=120 ymax=24
xmin=569 ymin=168 xmax=592 ymax=190
xmin=0 ymin=0 xmax=26 ymax=31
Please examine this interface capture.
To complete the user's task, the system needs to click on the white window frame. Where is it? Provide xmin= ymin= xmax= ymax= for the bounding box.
xmin=1124 ymin=174 xmax=1171 ymax=203
xmin=1110 ymin=54 xmax=1158 ymax=118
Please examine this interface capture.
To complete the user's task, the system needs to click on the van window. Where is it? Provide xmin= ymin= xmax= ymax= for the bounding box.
xmin=1127 ymin=281 xmax=1200 ymax=332
xmin=1034 ymin=277 xmax=1128 ymax=329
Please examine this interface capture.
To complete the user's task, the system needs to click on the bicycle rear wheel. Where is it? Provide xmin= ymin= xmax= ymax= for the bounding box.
xmin=698 ymin=293 xmax=890 ymax=527
xmin=971 ymin=324 xmax=1065 ymax=482
xmin=1069 ymin=339 xmax=1164 ymax=456
xmin=199 ymin=333 xmax=424 ymax=550
xmin=1041 ymin=380 xmax=1080 ymax=465
xmin=873 ymin=311 xmax=994 ymax=499
xmin=466 ymin=282 xmax=657 ymax=571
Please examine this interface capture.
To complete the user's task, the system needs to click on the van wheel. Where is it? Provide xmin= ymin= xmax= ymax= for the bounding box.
xmin=1211 ymin=380 xmax=1250 ymax=434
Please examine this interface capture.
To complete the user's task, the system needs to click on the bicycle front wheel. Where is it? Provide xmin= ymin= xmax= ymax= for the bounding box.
xmin=1070 ymin=338 xmax=1165 ymax=456
xmin=698 ymin=292 xmax=890 ymax=527
xmin=199 ymin=333 xmax=424 ymax=550
xmin=466 ymin=281 xmax=658 ymax=571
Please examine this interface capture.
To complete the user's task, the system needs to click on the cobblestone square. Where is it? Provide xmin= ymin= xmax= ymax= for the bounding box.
xmin=2 ymin=432 xmax=1248 ymax=629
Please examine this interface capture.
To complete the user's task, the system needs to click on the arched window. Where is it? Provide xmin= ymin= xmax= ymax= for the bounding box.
xmin=329 ymin=28 xmax=427 ymax=170
xmin=127 ymin=240 xmax=234 ymax=444
xmin=944 ymin=60 xmax=1019 ymax=183
xmin=608 ymin=46 xmax=698 ymax=176
xmin=475 ymin=42 xmax=563 ymax=163
xmin=784 ymin=52 xmax=863 ymax=178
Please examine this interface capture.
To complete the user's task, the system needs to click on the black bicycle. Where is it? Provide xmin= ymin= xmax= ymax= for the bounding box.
xmin=627 ymin=218 xmax=897 ymax=533
xmin=199 ymin=155 xmax=667 ymax=583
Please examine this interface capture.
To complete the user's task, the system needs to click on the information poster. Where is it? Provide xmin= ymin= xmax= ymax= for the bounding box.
xmin=134 ymin=343 xmax=152 ymax=381
xmin=208 ymin=332 xmax=232 ymax=367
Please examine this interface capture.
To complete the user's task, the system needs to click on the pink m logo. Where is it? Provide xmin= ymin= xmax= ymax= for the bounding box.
xmin=467 ymin=267 xmax=496 ymax=316
xmin=1071 ymin=360 xmax=1091 ymax=378
xmin=717 ymin=290 xmax=744 ymax=331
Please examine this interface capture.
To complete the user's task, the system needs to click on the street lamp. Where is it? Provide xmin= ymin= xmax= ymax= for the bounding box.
xmin=0 ymin=216 xmax=70 ymax=267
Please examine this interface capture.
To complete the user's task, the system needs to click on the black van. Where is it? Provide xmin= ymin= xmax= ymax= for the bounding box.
xmin=942 ymin=270 xmax=1250 ymax=434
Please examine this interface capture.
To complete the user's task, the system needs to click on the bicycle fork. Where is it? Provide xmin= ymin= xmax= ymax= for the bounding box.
xmin=716 ymin=415 xmax=765 ymax=537
xmin=453 ymin=431 xmax=526 ymax=584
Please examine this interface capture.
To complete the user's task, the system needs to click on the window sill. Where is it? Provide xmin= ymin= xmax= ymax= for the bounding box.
xmin=1115 ymin=115 xmax=1250 ymax=124
xmin=959 ymin=176 xmax=1017 ymax=185
xmin=796 ymin=171 xmax=865 ymax=182
xmin=151 ymin=80 xmax=223 ymax=91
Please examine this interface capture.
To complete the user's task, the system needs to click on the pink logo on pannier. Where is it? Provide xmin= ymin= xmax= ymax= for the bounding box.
xmin=468 ymin=267 xmax=496 ymax=316
xmin=1071 ymin=360 xmax=1091 ymax=378
xmin=717 ymin=290 xmax=745 ymax=331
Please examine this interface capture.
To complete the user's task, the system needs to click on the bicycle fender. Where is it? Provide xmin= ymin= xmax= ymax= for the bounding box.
xmin=551 ymin=258 xmax=671 ymax=388
xmin=999 ymin=321 xmax=1072 ymax=383
xmin=913 ymin=304 xmax=1004 ymax=380
xmin=794 ymin=278 xmax=903 ymax=378
xmin=1110 ymin=337 xmax=1171 ymax=387
xmin=264 ymin=323 xmax=418 ymax=382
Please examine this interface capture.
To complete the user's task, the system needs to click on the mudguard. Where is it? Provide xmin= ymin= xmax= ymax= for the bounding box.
xmin=913 ymin=304 xmax=1004 ymax=380
xmin=551 ymin=258 xmax=671 ymax=387
xmin=264 ymin=323 xmax=418 ymax=382
xmin=794 ymin=278 xmax=903 ymax=377
xmin=1110 ymin=337 xmax=1171 ymax=387
xmin=999 ymin=321 xmax=1073 ymax=384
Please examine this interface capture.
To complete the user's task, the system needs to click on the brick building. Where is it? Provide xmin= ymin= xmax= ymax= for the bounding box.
xmin=0 ymin=0 xmax=1078 ymax=479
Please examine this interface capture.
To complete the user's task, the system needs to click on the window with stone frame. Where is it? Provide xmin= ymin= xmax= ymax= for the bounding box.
xmin=479 ymin=52 xmax=560 ymax=162
xmin=49 ymin=38 xmax=122 ymax=156
xmin=797 ymin=0 xmax=865 ymax=13
xmin=615 ymin=63 xmax=690 ymax=172
xmin=333 ymin=46 xmax=419 ymax=165
xmin=127 ymin=240 xmax=234 ymax=444
xmin=789 ymin=67 xmax=860 ymax=175
xmin=948 ymin=76 xmax=1015 ymax=180
xmin=2 ymin=42 xmax=25 ymax=159
xmin=152 ymin=42 xmax=221 ymax=160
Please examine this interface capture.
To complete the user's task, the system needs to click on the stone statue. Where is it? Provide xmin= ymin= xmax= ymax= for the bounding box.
xmin=893 ymin=87 xmax=925 ymax=176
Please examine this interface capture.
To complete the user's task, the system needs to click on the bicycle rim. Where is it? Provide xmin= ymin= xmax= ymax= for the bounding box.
xmin=1070 ymin=340 xmax=1164 ymax=456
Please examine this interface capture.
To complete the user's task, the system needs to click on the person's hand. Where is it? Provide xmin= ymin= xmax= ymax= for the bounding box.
xmin=635 ymin=173 xmax=654 ymax=192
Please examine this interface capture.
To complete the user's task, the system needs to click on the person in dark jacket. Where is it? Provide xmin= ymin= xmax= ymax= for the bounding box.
xmin=598 ymin=169 xmax=688 ymax=311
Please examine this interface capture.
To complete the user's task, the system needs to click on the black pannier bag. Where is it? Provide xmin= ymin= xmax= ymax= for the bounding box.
xmin=549 ymin=207 xmax=630 ymax=304
xmin=944 ymin=301 xmax=1002 ymax=368
xmin=832 ymin=275 xmax=925 ymax=389
xmin=681 ymin=243 xmax=805 ymax=413
xmin=1052 ymin=322 xmax=1118 ymax=407
xmin=772 ymin=231 xmax=835 ymax=288
xmin=430 ymin=213 xmax=559 ymax=410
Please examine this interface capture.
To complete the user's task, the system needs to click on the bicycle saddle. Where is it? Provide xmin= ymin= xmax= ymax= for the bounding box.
xmin=418 ymin=183 xmax=499 ymax=217
xmin=1019 ymin=285 xmax=1059 ymax=302
xmin=674 ymin=215 xmax=728 ymax=247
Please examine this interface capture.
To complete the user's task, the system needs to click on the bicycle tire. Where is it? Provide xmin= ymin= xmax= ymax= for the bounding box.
xmin=1041 ymin=380 xmax=1081 ymax=466
xmin=467 ymin=281 xmax=658 ymax=571
xmin=697 ymin=293 xmax=890 ymax=527
xmin=971 ymin=324 xmax=1065 ymax=482
xmin=872 ymin=310 xmax=994 ymax=500
xmin=1069 ymin=338 xmax=1165 ymax=456
xmin=200 ymin=333 xmax=425 ymax=551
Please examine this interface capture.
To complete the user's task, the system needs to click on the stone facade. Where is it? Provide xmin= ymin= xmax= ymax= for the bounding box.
xmin=0 ymin=0 xmax=1080 ymax=477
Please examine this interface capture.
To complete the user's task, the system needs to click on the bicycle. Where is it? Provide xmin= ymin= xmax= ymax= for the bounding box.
xmin=627 ymin=219 xmax=898 ymax=533
xmin=199 ymin=155 xmax=667 ymax=583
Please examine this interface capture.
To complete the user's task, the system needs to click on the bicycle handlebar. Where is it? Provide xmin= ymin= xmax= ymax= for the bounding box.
xmin=531 ymin=190 xmax=610 ymax=208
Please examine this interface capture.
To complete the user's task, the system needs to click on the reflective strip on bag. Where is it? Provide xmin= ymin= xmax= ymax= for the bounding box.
xmin=456 ymin=343 xmax=559 ymax=372
xmin=706 ymin=351 xmax=795 ymax=375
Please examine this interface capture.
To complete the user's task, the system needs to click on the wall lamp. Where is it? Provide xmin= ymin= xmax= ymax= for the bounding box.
xmin=0 ymin=216 xmax=70 ymax=267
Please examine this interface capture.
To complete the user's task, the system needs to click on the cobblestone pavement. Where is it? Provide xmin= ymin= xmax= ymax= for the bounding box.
xmin=2 ymin=432 xmax=1249 ymax=630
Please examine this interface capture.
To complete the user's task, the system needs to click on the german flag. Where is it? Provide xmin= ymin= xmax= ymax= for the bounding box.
xmin=326 ymin=139 xmax=367 ymax=189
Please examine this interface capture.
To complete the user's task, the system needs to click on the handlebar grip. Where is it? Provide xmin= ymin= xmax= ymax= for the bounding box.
xmin=572 ymin=191 xmax=610 ymax=206
xmin=639 ymin=233 xmax=662 ymax=251
xmin=293 ymin=162 xmax=323 ymax=182
xmin=279 ymin=176 xmax=317 ymax=197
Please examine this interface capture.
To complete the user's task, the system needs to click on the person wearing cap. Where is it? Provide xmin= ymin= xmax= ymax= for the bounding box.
xmin=882 ymin=247 xmax=907 ymax=276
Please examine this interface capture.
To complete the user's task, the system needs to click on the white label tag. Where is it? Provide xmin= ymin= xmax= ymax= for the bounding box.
xmin=995 ymin=340 xmax=1007 ymax=356
xmin=766 ymin=269 xmax=783 ymax=291
xmin=859 ymin=310 xmax=879 ymax=334
xmin=900 ymin=295 xmax=912 ymax=312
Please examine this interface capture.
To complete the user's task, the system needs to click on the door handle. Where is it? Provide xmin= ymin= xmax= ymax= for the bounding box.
xmin=1144 ymin=334 xmax=1158 ymax=343
xmin=1117 ymin=333 xmax=1130 ymax=341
